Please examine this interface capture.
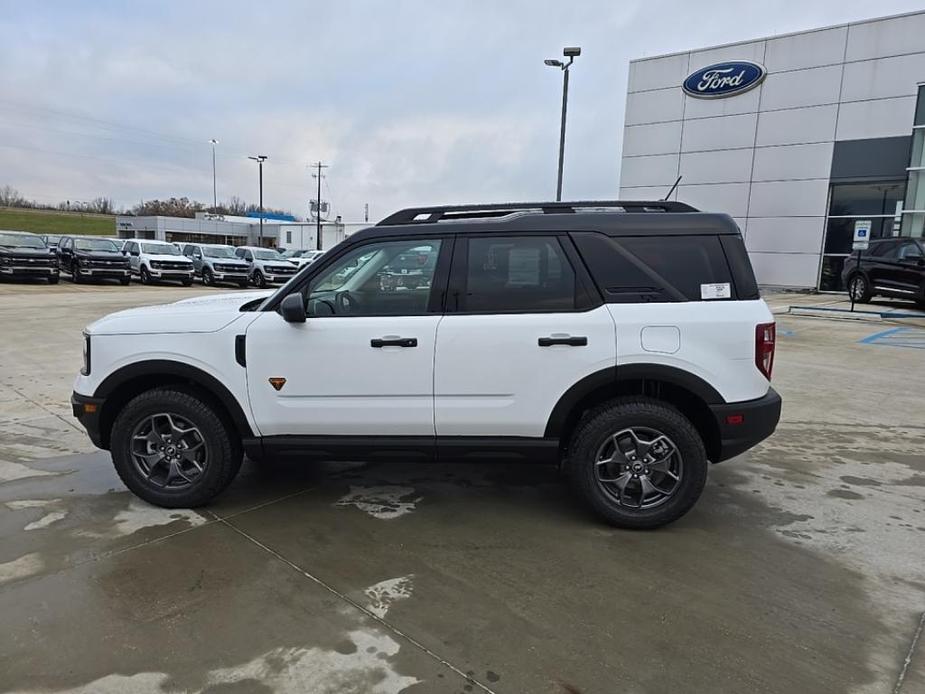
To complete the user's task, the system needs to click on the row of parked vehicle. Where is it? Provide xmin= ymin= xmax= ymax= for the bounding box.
xmin=0 ymin=230 xmax=325 ymax=287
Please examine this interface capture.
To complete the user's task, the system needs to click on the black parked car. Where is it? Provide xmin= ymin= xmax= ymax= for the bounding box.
xmin=57 ymin=236 xmax=131 ymax=285
xmin=0 ymin=230 xmax=59 ymax=283
xmin=842 ymin=237 xmax=925 ymax=307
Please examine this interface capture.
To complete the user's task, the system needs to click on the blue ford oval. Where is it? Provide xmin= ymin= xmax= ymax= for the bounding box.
xmin=682 ymin=61 xmax=766 ymax=99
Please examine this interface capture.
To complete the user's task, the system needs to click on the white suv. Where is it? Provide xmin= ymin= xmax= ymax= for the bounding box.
xmin=73 ymin=201 xmax=781 ymax=529
xmin=122 ymin=239 xmax=194 ymax=286
xmin=234 ymin=246 xmax=298 ymax=287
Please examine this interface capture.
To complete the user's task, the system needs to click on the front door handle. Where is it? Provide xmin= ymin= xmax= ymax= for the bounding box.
xmin=371 ymin=337 xmax=418 ymax=348
xmin=538 ymin=335 xmax=588 ymax=347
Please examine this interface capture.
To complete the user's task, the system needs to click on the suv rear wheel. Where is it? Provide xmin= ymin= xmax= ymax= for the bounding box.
xmin=110 ymin=388 xmax=243 ymax=508
xmin=568 ymin=398 xmax=707 ymax=529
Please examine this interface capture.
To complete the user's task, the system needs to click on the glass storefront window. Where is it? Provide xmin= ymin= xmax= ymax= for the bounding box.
xmin=828 ymin=182 xmax=904 ymax=217
xmin=818 ymin=256 xmax=848 ymax=291
xmin=823 ymin=217 xmax=893 ymax=254
xmin=915 ymin=85 xmax=925 ymax=126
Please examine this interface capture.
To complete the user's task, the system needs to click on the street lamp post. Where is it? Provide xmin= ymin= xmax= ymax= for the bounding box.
xmin=248 ymin=155 xmax=268 ymax=245
xmin=209 ymin=139 xmax=219 ymax=209
xmin=544 ymin=46 xmax=581 ymax=202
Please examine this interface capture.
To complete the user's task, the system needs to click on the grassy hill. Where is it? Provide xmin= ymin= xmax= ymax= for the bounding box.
xmin=0 ymin=207 xmax=115 ymax=236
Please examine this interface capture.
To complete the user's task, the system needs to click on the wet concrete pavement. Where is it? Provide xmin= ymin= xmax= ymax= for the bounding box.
xmin=0 ymin=282 xmax=923 ymax=693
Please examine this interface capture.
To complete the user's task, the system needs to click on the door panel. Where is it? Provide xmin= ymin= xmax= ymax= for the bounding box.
xmin=434 ymin=307 xmax=616 ymax=437
xmin=246 ymin=313 xmax=441 ymax=436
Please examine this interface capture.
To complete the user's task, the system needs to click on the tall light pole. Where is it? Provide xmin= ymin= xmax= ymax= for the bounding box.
xmin=209 ymin=139 xmax=219 ymax=210
xmin=310 ymin=161 xmax=328 ymax=251
xmin=248 ymin=155 xmax=268 ymax=245
xmin=545 ymin=46 xmax=581 ymax=201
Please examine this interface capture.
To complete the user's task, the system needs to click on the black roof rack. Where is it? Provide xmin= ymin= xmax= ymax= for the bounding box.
xmin=377 ymin=200 xmax=698 ymax=226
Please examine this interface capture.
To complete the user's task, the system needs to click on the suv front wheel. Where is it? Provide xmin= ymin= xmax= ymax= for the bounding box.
xmin=568 ymin=398 xmax=708 ymax=529
xmin=110 ymin=388 xmax=243 ymax=508
xmin=847 ymin=273 xmax=872 ymax=303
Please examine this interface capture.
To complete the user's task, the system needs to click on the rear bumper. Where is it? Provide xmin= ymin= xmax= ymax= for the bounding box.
xmin=709 ymin=387 xmax=781 ymax=462
xmin=71 ymin=391 xmax=106 ymax=449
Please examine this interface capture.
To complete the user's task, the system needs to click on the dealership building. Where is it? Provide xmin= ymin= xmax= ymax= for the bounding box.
xmin=619 ymin=10 xmax=925 ymax=289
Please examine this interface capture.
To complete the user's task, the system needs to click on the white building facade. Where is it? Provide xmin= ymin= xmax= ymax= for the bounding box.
xmin=619 ymin=10 xmax=925 ymax=289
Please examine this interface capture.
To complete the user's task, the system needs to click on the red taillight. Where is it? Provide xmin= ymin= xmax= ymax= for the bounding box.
xmin=755 ymin=322 xmax=776 ymax=380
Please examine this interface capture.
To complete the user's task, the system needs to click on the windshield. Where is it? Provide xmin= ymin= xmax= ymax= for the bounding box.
xmin=203 ymin=246 xmax=237 ymax=258
xmin=45 ymin=235 xmax=61 ymax=243
xmin=280 ymin=249 xmax=301 ymax=258
xmin=0 ymin=233 xmax=45 ymax=249
xmin=253 ymin=249 xmax=280 ymax=260
xmin=75 ymin=238 xmax=120 ymax=252
xmin=142 ymin=243 xmax=181 ymax=255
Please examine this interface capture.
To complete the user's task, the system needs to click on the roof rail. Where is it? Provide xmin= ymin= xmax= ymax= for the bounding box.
xmin=377 ymin=200 xmax=698 ymax=226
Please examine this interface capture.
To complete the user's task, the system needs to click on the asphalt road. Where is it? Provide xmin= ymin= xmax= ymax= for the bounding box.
xmin=0 ymin=279 xmax=923 ymax=693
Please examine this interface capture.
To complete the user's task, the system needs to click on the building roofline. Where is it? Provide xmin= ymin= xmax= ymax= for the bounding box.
xmin=629 ymin=8 xmax=925 ymax=64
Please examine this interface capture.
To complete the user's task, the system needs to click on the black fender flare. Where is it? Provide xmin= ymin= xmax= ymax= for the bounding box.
xmin=544 ymin=364 xmax=724 ymax=438
xmin=94 ymin=359 xmax=254 ymax=439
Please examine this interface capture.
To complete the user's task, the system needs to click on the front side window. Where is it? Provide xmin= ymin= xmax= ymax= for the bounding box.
xmin=461 ymin=236 xmax=576 ymax=312
xmin=304 ymin=238 xmax=443 ymax=317
xmin=898 ymin=242 xmax=924 ymax=260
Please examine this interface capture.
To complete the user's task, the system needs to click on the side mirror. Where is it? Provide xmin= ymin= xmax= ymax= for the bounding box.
xmin=121 ymin=249 xmax=128 ymax=255
xmin=280 ymin=293 xmax=307 ymax=323
xmin=131 ymin=250 xmax=140 ymax=257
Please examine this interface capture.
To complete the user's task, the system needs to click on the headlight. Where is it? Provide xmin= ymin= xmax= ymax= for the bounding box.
xmin=0 ymin=256 xmax=10 ymax=265
xmin=77 ymin=257 xmax=86 ymax=266
xmin=81 ymin=333 xmax=91 ymax=376
xmin=150 ymin=261 xmax=162 ymax=269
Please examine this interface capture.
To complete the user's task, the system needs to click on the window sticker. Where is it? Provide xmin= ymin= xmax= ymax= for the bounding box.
xmin=701 ymin=282 xmax=731 ymax=300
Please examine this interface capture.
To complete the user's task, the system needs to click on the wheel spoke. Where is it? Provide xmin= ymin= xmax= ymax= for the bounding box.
xmin=641 ymin=476 xmax=673 ymax=497
xmin=129 ymin=411 xmax=209 ymax=490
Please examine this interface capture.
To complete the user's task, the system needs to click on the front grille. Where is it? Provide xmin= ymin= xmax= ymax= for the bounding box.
xmin=154 ymin=261 xmax=192 ymax=271
xmin=90 ymin=259 xmax=128 ymax=268
xmin=268 ymin=265 xmax=296 ymax=274
xmin=12 ymin=257 xmax=53 ymax=267
xmin=214 ymin=264 xmax=246 ymax=272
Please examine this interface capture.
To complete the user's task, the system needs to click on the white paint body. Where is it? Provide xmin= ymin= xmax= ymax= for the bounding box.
xmin=74 ymin=291 xmax=773 ymax=439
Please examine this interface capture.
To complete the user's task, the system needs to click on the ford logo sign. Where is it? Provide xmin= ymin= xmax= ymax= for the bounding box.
xmin=683 ymin=61 xmax=766 ymax=99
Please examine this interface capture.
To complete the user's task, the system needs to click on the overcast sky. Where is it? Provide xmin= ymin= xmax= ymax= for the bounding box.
xmin=1 ymin=1 xmax=923 ymax=222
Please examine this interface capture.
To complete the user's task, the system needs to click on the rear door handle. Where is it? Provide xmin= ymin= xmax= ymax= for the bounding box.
xmin=538 ymin=336 xmax=588 ymax=347
xmin=371 ymin=337 xmax=418 ymax=348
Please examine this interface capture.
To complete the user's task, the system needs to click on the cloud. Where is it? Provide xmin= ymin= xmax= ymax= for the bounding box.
xmin=0 ymin=1 xmax=922 ymax=219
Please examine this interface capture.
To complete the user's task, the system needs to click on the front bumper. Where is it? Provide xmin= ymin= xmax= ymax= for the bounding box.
xmin=709 ymin=387 xmax=782 ymax=462
xmin=1 ymin=266 xmax=58 ymax=277
xmin=149 ymin=270 xmax=194 ymax=280
xmin=72 ymin=391 xmax=106 ymax=449
xmin=78 ymin=267 xmax=131 ymax=277
xmin=212 ymin=271 xmax=249 ymax=281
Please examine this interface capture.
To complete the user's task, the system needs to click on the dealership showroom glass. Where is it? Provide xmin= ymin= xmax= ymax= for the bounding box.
xmin=619 ymin=9 xmax=925 ymax=291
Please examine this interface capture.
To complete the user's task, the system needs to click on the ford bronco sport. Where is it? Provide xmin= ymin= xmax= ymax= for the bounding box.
xmin=72 ymin=201 xmax=781 ymax=528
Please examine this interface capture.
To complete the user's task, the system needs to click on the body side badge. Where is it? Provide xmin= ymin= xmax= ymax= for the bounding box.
xmin=268 ymin=378 xmax=287 ymax=391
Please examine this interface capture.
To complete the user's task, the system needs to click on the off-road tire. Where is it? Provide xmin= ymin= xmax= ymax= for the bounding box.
xmin=253 ymin=270 xmax=267 ymax=288
xmin=110 ymin=388 xmax=243 ymax=508
xmin=48 ymin=275 xmax=59 ymax=285
xmin=181 ymin=278 xmax=193 ymax=287
xmin=119 ymin=277 xmax=131 ymax=286
xmin=568 ymin=397 xmax=708 ymax=529
xmin=202 ymin=268 xmax=214 ymax=286
xmin=140 ymin=266 xmax=153 ymax=285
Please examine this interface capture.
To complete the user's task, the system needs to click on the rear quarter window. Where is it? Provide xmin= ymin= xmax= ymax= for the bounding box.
xmin=572 ymin=232 xmax=740 ymax=302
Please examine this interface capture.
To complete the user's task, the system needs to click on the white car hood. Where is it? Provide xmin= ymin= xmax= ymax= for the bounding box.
xmin=144 ymin=253 xmax=193 ymax=264
xmin=87 ymin=290 xmax=274 ymax=335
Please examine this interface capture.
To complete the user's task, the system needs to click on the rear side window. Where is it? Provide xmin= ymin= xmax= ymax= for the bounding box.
xmin=461 ymin=236 xmax=577 ymax=312
xmin=572 ymin=232 xmax=739 ymax=302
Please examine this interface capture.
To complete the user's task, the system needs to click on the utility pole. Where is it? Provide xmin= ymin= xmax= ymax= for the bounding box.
xmin=209 ymin=139 xmax=219 ymax=209
xmin=364 ymin=203 xmax=369 ymax=223
xmin=248 ymin=155 xmax=268 ymax=245
xmin=310 ymin=161 xmax=328 ymax=251
xmin=544 ymin=47 xmax=581 ymax=201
